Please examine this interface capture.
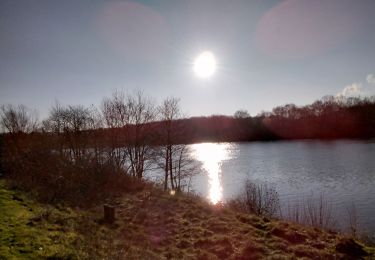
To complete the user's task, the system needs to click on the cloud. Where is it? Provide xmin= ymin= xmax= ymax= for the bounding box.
xmin=367 ymin=74 xmax=375 ymax=84
xmin=337 ymin=83 xmax=363 ymax=97
xmin=337 ymin=73 xmax=375 ymax=97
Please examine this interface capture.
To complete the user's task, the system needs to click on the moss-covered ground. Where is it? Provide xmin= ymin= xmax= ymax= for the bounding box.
xmin=1 ymin=180 xmax=374 ymax=259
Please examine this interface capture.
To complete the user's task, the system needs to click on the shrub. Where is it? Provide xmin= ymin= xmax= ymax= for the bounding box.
xmin=280 ymin=193 xmax=337 ymax=230
xmin=231 ymin=180 xmax=280 ymax=218
xmin=1 ymin=133 xmax=145 ymax=207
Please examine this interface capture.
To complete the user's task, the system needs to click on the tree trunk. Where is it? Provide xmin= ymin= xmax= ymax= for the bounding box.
xmin=164 ymin=147 xmax=168 ymax=190
xmin=168 ymin=145 xmax=174 ymax=189
xmin=103 ymin=205 xmax=115 ymax=224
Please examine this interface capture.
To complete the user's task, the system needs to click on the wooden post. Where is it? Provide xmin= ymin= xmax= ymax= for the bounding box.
xmin=104 ymin=205 xmax=115 ymax=224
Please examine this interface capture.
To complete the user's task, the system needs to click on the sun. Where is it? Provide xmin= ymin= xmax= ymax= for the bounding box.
xmin=193 ymin=51 xmax=216 ymax=78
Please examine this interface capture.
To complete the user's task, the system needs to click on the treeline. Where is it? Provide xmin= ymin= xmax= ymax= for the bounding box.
xmin=157 ymin=95 xmax=375 ymax=142
xmin=1 ymin=92 xmax=375 ymax=206
xmin=259 ymin=95 xmax=375 ymax=140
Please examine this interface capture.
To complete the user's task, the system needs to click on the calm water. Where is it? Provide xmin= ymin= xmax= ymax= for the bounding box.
xmin=187 ymin=141 xmax=375 ymax=234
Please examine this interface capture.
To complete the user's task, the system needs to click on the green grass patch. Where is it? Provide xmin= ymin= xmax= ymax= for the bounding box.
xmin=0 ymin=180 xmax=81 ymax=259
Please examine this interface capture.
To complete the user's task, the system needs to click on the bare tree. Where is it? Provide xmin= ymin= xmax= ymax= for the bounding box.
xmin=0 ymin=104 xmax=39 ymax=157
xmin=170 ymin=144 xmax=200 ymax=192
xmin=42 ymin=102 xmax=66 ymax=156
xmin=156 ymin=98 xmax=199 ymax=191
xmin=43 ymin=103 xmax=98 ymax=161
xmin=0 ymin=104 xmax=38 ymax=134
xmin=234 ymin=109 xmax=250 ymax=119
xmin=158 ymin=97 xmax=181 ymax=190
xmin=101 ymin=90 xmax=156 ymax=179
xmin=125 ymin=91 xmax=156 ymax=179
xmin=0 ymin=104 xmax=41 ymax=185
xmin=101 ymin=91 xmax=128 ymax=170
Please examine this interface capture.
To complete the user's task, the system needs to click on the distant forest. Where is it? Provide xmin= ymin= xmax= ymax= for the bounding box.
xmin=181 ymin=95 xmax=375 ymax=142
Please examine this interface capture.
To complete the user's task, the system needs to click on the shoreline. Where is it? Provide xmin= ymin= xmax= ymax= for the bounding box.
xmin=1 ymin=179 xmax=374 ymax=259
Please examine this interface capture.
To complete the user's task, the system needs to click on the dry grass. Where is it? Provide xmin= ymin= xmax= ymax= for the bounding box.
xmin=1 ymin=179 xmax=374 ymax=259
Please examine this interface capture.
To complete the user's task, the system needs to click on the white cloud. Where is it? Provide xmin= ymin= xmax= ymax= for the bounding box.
xmin=337 ymin=73 xmax=375 ymax=98
xmin=367 ymin=73 xmax=375 ymax=84
xmin=337 ymin=83 xmax=363 ymax=97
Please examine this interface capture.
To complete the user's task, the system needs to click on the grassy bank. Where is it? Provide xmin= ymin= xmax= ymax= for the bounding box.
xmin=1 ymin=180 xmax=374 ymax=259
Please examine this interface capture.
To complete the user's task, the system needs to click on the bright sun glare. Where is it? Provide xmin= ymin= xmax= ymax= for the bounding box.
xmin=193 ymin=51 xmax=216 ymax=78
xmin=192 ymin=143 xmax=231 ymax=204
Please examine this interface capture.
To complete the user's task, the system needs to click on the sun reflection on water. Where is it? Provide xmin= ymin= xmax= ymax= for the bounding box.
xmin=191 ymin=143 xmax=232 ymax=204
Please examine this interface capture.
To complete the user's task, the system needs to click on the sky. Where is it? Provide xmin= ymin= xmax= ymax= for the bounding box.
xmin=1 ymin=0 xmax=375 ymax=118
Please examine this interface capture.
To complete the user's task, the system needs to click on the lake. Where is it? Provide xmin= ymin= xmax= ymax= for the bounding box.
xmin=184 ymin=141 xmax=375 ymax=235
